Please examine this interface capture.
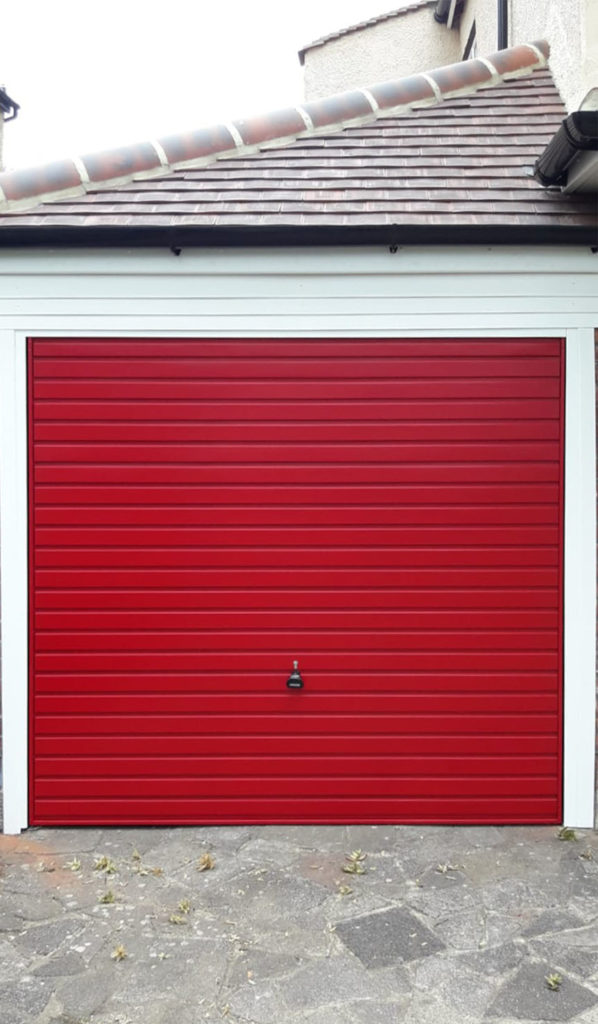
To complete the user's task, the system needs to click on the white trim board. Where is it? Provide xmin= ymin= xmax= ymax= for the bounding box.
xmin=563 ymin=329 xmax=597 ymax=827
xmin=0 ymin=331 xmax=29 ymax=834
xmin=1 ymin=327 xmax=596 ymax=832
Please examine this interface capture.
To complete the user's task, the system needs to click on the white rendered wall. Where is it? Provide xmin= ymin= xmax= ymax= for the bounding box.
xmin=302 ymin=0 xmax=597 ymax=112
xmin=302 ymin=6 xmax=460 ymax=99
xmin=0 ymin=245 xmax=596 ymax=833
xmin=459 ymin=0 xmax=496 ymax=57
xmin=461 ymin=0 xmax=597 ymax=111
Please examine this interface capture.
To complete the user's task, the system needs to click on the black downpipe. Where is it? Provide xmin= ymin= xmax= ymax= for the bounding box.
xmin=497 ymin=0 xmax=508 ymax=49
xmin=434 ymin=0 xmax=451 ymax=23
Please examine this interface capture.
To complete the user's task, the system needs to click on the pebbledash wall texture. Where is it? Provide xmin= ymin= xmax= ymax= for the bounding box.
xmin=300 ymin=0 xmax=598 ymax=112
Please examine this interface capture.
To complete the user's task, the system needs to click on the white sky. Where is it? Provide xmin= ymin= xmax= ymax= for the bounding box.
xmin=1 ymin=0 xmax=394 ymax=170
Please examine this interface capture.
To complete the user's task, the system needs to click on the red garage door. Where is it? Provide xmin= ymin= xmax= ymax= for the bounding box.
xmin=29 ymin=337 xmax=564 ymax=825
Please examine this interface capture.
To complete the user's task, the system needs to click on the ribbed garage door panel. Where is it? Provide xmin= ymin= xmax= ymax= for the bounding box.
xmin=29 ymin=338 xmax=564 ymax=824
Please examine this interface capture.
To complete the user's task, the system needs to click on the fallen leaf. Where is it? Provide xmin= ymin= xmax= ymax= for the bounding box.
xmin=545 ymin=972 xmax=562 ymax=990
xmin=346 ymin=850 xmax=366 ymax=863
xmin=557 ymin=827 xmax=577 ymax=842
xmin=111 ymin=944 xmax=127 ymax=962
xmin=151 ymin=867 xmax=164 ymax=877
xmin=342 ymin=862 xmax=366 ymax=875
xmin=178 ymin=899 xmax=191 ymax=914
xmin=132 ymin=849 xmax=142 ymax=862
xmin=580 ymin=849 xmax=594 ymax=861
xmin=197 ymin=853 xmax=215 ymax=872
xmin=169 ymin=913 xmax=187 ymax=925
xmin=336 ymin=883 xmax=353 ymax=895
xmin=65 ymin=858 xmax=81 ymax=872
xmin=94 ymin=855 xmax=117 ymax=873
xmin=37 ymin=861 xmax=56 ymax=873
xmin=99 ymin=889 xmax=115 ymax=904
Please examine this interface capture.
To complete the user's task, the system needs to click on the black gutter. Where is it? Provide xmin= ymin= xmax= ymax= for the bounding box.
xmin=0 ymin=87 xmax=19 ymax=122
xmin=434 ymin=0 xmax=451 ymax=23
xmin=0 ymin=223 xmax=595 ymax=248
xmin=497 ymin=0 xmax=508 ymax=50
xmin=535 ymin=110 xmax=598 ymax=186
xmin=434 ymin=0 xmax=464 ymax=25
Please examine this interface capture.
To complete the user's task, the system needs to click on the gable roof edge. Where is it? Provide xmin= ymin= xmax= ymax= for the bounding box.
xmin=0 ymin=41 xmax=550 ymax=217
xmin=298 ymin=0 xmax=437 ymax=65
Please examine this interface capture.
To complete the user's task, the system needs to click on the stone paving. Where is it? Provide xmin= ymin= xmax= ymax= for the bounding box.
xmin=1 ymin=823 xmax=598 ymax=1023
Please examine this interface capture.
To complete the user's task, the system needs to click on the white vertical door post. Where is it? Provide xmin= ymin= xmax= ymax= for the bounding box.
xmin=0 ymin=332 xmax=29 ymax=833
xmin=563 ymin=328 xmax=597 ymax=827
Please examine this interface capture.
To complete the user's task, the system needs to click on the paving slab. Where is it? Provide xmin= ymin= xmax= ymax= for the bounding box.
xmin=487 ymin=962 xmax=598 ymax=1020
xmin=335 ymin=906 xmax=445 ymax=968
xmin=0 ymin=824 xmax=597 ymax=1023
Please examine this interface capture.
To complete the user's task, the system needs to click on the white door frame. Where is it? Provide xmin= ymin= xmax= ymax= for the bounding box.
xmin=1 ymin=328 xmax=595 ymax=833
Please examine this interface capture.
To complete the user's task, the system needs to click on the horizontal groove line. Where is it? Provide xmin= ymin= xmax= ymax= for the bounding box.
xmin=34 ymin=589 xmax=558 ymax=596
xmin=36 ymin=711 xmax=557 ymax=719
xmin=34 ymin=669 xmax=557 ymax=677
xmin=32 ymin=397 xmax=562 ymax=406
xmin=34 ymin=571 xmax=558 ymax=577
xmin=34 ymin=482 xmax=559 ymax=489
xmin=39 ymin=732 xmax=560 ymax=741
xmin=39 ymin=774 xmax=559 ymax=783
xmin=33 ymin=418 xmax=561 ymax=426
xmin=33 ymin=601 xmax=558 ymax=607
xmin=33 ymin=536 xmax=561 ymax=544
xmin=36 ymin=698 xmax=557 ymax=706
xmin=33 ymin=493 xmax=562 ymax=500
xmin=34 ymin=611 xmax=559 ymax=617
xmin=32 ymin=795 xmax=558 ymax=804
xmin=34 ymin=356 xmax=562 ymax=361
xmin=34 ymin=543 xmax=557 ymax=550
xmin=35 ymin=627 xmax=558 ymax=635
xmin=35 ymin=439 xmax=559 ymax=448
xmin=35 ymin=687 xmax=558 ymax=695
xmin=36 ymin=374 xmax=561 ymax=382
xmin=36 ymin=460 xmax=560 ymax=467
xmin=37 ymin=753 xmax=557 ymax=762
xmin=34 ymin=417 xmax=562 ymax=425
xmin=34 ymin=648 xmax=558 ymax=655
xmin=33 ymin=502 xmax=560 ymax=508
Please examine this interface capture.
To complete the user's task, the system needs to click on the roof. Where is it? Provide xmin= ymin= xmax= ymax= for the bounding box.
xmin=298 ymin=1 xmax=436 ymax=66
xmin=0 ymin=41 xmax=595 ymax=247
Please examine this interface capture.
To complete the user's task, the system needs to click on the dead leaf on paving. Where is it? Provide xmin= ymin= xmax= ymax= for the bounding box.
xmin=342 ymin=851 xmax=367 ymax=875
xmin=94 ymin=855 xmax=117 ymax=873
xmin=557 ymin=827 xmax=577 ymax=842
